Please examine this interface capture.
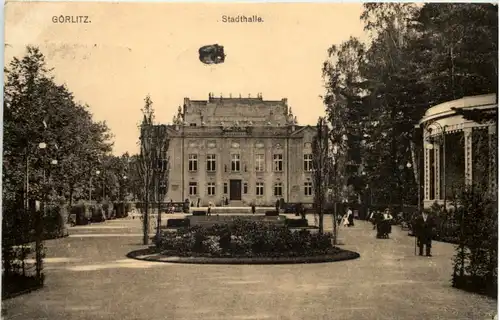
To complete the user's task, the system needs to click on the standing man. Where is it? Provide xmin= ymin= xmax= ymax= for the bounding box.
xmin=414 ymin=210 xmax=435 ymax=257
xmin=275 ymin=199 xmax=280 ymax=213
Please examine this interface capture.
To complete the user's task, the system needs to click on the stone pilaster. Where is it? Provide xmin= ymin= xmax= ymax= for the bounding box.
xmin=464 ymin=128 xmax=473 ymax=185
xmin=424 ymin=147 xmax=430 ymax=201
xmin=434 ymin=144 xmax=441 ymax=200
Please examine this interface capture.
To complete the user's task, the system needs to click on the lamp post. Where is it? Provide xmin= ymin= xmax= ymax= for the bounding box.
xmin=424 ymin=122 xmax=447 ymax=209
xmin=35 ymin=142 xmax=47 ymax=283
xmin=122 ymin=175 xmax=128 ymax=201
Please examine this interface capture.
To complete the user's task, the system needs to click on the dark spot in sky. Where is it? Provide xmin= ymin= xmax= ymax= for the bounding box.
xmin=199 ymin=44 xmax=225 ymax=65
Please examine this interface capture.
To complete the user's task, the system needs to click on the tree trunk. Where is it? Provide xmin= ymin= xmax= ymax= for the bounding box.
xmin=410 ymin=140 xmax=419 ymax=183
xmin=143 ymin=169 xmax=150 ymax=245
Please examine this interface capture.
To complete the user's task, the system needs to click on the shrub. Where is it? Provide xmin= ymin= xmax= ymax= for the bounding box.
xmin=451 ymin=186 xmax=497 ymax=298
xmin=285 ymin=219 xmax=308 ymax=228
xmin=156 ymin=219 xmax=336 ymax=258
xmin=91 ymin=205 xmax=105 ymax=223
xmin=166 ymin=218 xmax=190 ymax=228
xmin=71 ymin=203 xmax=90 ymax=225
xmin=265 ymin=211 xmax=278 ymax=216
xmin=43 ymin=205 xmax=66 ymax=238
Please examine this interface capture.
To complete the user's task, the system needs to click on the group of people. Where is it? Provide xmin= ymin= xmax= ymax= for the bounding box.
xmin=337 ymin=207 xmax=355 ymax=227
xmin=368 ymin=207 xmax=435 ymax=257
xmin=369 ymin=208 xmax=394 ymax=238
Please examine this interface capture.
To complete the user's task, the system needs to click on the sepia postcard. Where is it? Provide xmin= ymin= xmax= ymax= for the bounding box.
xmin=2 ymin=2 xmax=498 ymax=319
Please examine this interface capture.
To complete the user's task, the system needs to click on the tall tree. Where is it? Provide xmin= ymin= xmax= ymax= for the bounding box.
xmin=3 ymin=46 xmax=113 ymax=284
xmin=312 ymin=117 xmax=330 ymax=234
xmin=138 ymin=95 xmax=156 ymax=245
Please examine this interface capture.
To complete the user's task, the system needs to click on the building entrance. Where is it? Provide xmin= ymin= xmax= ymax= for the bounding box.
xmin=229 ymin=179 xmax=242 ymax=201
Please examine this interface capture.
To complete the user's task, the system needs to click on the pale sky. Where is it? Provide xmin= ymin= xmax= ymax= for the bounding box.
xmin=4 ymin=2 xmax=368 ymax=155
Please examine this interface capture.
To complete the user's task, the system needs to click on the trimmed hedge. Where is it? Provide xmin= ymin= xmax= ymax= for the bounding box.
xmin=155 ymin=219 xmax=336 ymax=258
xmin=71 ymin=203 xmax=90 ymax=225
xmin=285 ymin=219 xmax=309 ymax=228
xmin=166 ymin=219 xmax=190 ymax=228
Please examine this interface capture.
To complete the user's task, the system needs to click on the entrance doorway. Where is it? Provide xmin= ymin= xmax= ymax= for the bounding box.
xmin=229 ymin=180 xmax=242 ymax=200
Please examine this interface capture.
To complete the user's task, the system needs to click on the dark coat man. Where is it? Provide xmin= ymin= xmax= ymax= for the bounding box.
xmin=414 ymin=211 xmax=435 ymax=256
xmin=275 ymin=199 xmax=280 ymax=213
xmin=251 ymin=204 xmax=256 ymax=214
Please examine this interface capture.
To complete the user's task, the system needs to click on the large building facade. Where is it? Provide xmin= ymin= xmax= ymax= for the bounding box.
xmin=163 ymin=93 xmax=317 ymax=206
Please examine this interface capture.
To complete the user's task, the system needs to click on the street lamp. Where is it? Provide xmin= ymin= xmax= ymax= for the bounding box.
xmin=89 ymin=170 xmax=101 ymax=204
xmin=35 ymin=141 xmax=48 ymax=283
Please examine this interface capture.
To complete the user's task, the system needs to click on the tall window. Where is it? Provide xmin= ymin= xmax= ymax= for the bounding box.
xmin=231 ymin=154 xmax=241 ymax=172
xmin=207 ymin=182 xmax=216 ymax=196
xmin=256 ymin=182 xmax=264 ymax=196
xmin=223 ymin=183 xmax=228 ymax=194
xmin=304 ymin=182 xmax=313 ymax=196
xmin=303 ymin=154 xmax=313 ymax=171
xmin=188 ymin=154 xmax=198 ymax=172
xmin=206 ymin=154 xmax=216 ymax=172
xmin=243 ymin=182 xmax=248 ymax=194
xmin=274 ymin=183 xmax=283 ymax=197
xmin=255 ymin=154 xmax=265 ymax=172
xmin=189 ymin=182 xmax=198 ymax=195
xmin=273 ymin=154 xmax=283 ymax=172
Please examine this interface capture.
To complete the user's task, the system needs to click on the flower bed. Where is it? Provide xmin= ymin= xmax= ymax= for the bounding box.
xmin=155 ymin=219 xmax=338 ymax=258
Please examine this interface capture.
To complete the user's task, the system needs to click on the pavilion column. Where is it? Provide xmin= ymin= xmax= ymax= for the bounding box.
xmin=464 ymin=128 xmax=473 ymax=185
xmin=424 ymin=146 xmax=431 ymax=201
xmin=434 ymin=144 xmax=441 ymax=200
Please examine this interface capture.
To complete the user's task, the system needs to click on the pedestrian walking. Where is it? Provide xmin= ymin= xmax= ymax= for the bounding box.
xmin=208 ymin=201 xmax=213 ymax=216
xmin=342 ymin=214 xmax=350 ymax=227
xmin=346 ymin=207 xmax=354 ymax=227
xmin=414 ymin=210 xmax=435 ymax=257
xmin=381 ymin=208 xmax=393 ymax=238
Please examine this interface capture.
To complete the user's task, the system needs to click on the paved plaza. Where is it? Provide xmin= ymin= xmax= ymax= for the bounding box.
xmin=2 ymin=215 xmax=497 ymax=320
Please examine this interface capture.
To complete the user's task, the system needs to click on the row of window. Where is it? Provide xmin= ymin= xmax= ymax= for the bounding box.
xmin=188 ymin=181 xmax=313 ymax=197
xmin=188 ymin=154 xmax=314 ymax=172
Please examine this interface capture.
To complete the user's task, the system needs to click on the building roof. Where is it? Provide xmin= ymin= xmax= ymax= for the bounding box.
xmin=420 ymin=93 xmax=497 ymax=124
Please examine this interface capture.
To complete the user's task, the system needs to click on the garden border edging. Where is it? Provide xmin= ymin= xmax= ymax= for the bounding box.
xmin=127 ymin=248 xmax=360 ymax=265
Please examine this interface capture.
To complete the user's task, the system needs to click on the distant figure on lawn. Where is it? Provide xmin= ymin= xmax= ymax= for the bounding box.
xmin=251 ymin=203 xmax=256 ymax=214
xmin=208 ymin=201 xmax=213 ymax=216
xmin=414 ymin=210 xmax=435 ymax=257
xmin=225 ymin=197 xmax=229 ymax=206
xmin=299 ymin=203 xmax=306 ymax=220
xmin=275 ymin=199 xmax=280 ymax=213
xmin=197 ymin=198 xmax=200 ymax=207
